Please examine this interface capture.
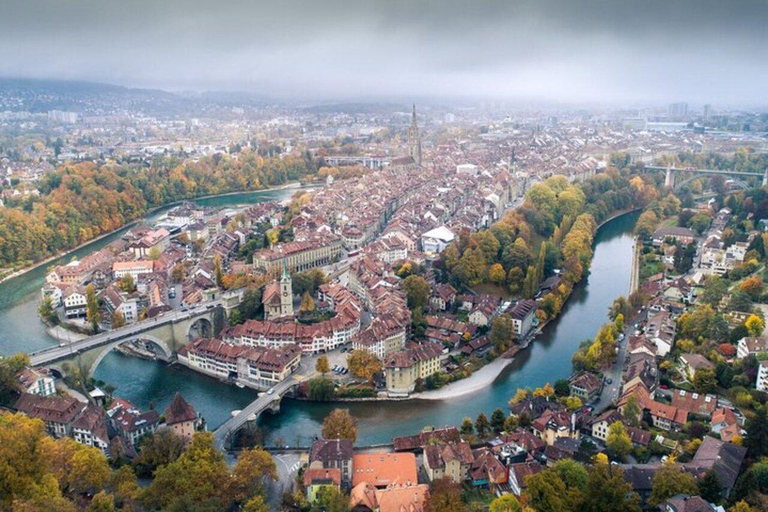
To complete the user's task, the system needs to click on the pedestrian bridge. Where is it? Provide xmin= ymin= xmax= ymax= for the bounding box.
xmin=213 ymin=377 xmax=302 ymax=452
xmin=30 ymin=300 xmax=226 ymax=377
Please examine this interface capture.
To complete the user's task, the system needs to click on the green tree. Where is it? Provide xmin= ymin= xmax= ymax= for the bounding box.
xmin=606 ymin=422 xmax=633 ymax=461
xmin=111 ymin=310 xmax=125 ymax=329
xmin=312 ymin=486 xmax=349 ymax=512
xmin=475 ymin=413 xmax=491 ymax=438
xmin=38 ymin=295 xmax=58 ymax=324
xmin=489 ymin=494 xmax=521 ymax=512
xmin=525 ymin=469 xmax=569 ymax=512
xmin=614 ymin=313 xmax=624 ymax=332
xmin=745 ymin=405 xmax=768 ymax=459
xmin=491 ymin=408 xmax=506 ymax=434
xmin=402 ymin=275 xmax=430 ymax=312
xmin=623 ymin=394 xmax=641 ymax=427
xmin=214 ymin=255 xmax=224 ymax=288
xmin=243 ymin=495 xmax=270 ymax=512
xmin=490 ymin=315 xmax=515 ymax=352
xmin=120 ymin=272 xmax=136 ymax=293
xmin=321 ymin=409 xmax=357 ymax=443
xmin=648 ymin=464 xmax=698 ymax=506
xmin=697 ymin=469 xmax=721 ymax=504
xmin=86 ymin=491 xmax=115 ymax=512
xmin=132 ymin=429 xmax=186 ymax=478
xmin=693 ymin=367 xmax=717 ymax=394
xmin=307 ymin=377 xmax=335 ymax=401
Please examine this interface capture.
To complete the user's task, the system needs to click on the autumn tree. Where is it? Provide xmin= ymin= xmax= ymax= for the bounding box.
xmin=745 ymin=314 xmax=764 ymax=337
xmin=583 ymin=463 xmax=640 ymax=512
xmin=648 ymin=463 xmax=698 ymax=506
xmin=693 ymin=367 xmax=717 ymax=394
xmin=426 ymin=477 xmax=464 ymax=512
xmin=38 ymin=295 xmax=58 ymax=324
xmin=321 ymin=409 xmax=357 ymax=443
xmin=132 ymin=429 xmax=186 ymax=477
xmin=634 ymin=210 xmax=659 ymax=239
xmin=85 ymin=283 xmax=101 ymax=333
xmin=524 ymin=468 xmax=570 ymax=511
xmin=230 ymin=447 xmax=277 ymax=503
xmin=214 ymin=255 xmax=224 ymax=288
xmin=347 ymin=350 xmax=382 ymax=381
xmin=300 ymin=291 xmax=315 ymax=313
xmin=111 ymin=310 xmax=125 ymax=329
xmin=316 ymin=355 xmax=330 ymax=376
xmin=488 ymin=263 xmax=506 ymax=285
xmin=144 ymin=432 xmax=232 ymax=510
xmin=460 ymin=417 xmax=474 ymax=436
xmin=489 ymin=494 xmax=521 ymax=512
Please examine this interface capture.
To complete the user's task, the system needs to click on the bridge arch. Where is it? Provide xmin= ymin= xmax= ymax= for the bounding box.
xmin=675 ymin=174 xmax=751 ymax=192
xmin=188 ymin=317 xmax=213 ymax=341
xmin=88 ymin=335 xmax=173 ymax=378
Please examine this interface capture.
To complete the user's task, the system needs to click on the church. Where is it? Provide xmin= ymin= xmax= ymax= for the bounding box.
xmin=262 ymin=264 xmax=294 ymax=320
xmin=388 ymin=104 xmax=422 ymax=172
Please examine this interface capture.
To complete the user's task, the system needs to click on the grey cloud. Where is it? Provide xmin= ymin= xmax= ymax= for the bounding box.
xmin=0 ymin=0 xmax=765 ymax=104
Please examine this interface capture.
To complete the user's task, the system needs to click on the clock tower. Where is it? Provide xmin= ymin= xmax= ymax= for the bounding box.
xmin=279 ymin=262 xmax=294 ymax=317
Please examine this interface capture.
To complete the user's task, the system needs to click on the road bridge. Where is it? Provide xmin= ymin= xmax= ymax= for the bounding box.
xmin=30 ymin=300 xmax=227 ymax=377
xmin=643 ymin=165 xmax=767 ymax=190
xmin=213 ymin=377 xmax=302 ymax=452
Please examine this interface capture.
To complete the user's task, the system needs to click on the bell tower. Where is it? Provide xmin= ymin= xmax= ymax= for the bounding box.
xmin=408 ymin=104 xmax=422 ymax=166
xmin=280 ymin=262 xmax=293 ymax=317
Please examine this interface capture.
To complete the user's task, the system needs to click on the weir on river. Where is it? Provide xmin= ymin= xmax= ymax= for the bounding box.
xmin=0 ymin=189 xmax=638 ymax=447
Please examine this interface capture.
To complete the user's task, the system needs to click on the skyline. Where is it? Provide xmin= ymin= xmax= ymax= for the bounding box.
xmin=1 ymin=0 xmax=767 ymax=105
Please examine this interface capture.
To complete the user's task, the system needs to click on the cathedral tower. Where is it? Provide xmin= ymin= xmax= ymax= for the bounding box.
xmin=408 ymin=104 xmax=422 ymax=166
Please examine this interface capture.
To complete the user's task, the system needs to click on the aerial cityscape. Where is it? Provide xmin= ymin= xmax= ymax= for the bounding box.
xmin=1 ymin=1 xmax=768 ymax=511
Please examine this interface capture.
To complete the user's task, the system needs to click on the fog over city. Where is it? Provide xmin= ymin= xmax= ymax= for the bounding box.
xmin=1 ymin=0 xmax=766 ymax=104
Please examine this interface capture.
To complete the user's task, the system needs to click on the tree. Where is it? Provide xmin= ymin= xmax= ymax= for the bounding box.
xmin=307 ymin=377 xmax=335 ymax=401
xmin=475 ymin=413 xmax=491 ymax=438
xmin=698 ymin=469 xmax=722 ymax=504
xmin=316 ymin=355 xmax=330 ymax=376
xmin=86 ymin=491 xmax=115 ymax=512
xmin=623 ymin=395 xmax=641 ymax=427
xmin=525 ymin=469 xmax=569 ymax=512
xmin=321 ymin=409 xmax=357 ymax=442
xmin=426 ymin=477 xmax=464 ymax=512
xmin=148 ymin=246 xmax=161 ymax=261
xmin=460 ymin=417 xmax=474 ymax=436
xmin=38 ymin=295 xmax=58 ymax=324
xmin=0 ymin=353 xmax=30 ymax=405
xmin=745 ymin=314 xmax=764 ymax=337
xmin=693 ymin=367 xmax=717 ymax=394
xmin=144 ymin=432 xmax=232 ymax=510
xmin=488 ymin=263 xmax=506 ymax=285
xmin=634 ymin=210 xmax=658 ymax=239
xmin=312 ymin=486 xmax=349 ymax=512
xmin=243 ymin=495 xmax=270 ymax=512
xmin=132 ymin=429 xmax=186 ymax=477
xmin=490 ymin=315 xmax=515 ymax=352
xmin=214 ymin=255 xmax=224 ymax=288
xmin=111 ymin=310 xmax=125 ymax=329
xmin=402 ymin=275 xmax=430 ymax=312
xmin=745 ymin=405 xmax=768 ymax=459
xmin=85 ymin=283 xmax=100 ymax=333
xmin=606 ymin=422 xmax=633 ymax=461
xmin=583 ymin=463 xmax=640 ymax=512
xmin=489 ymin=494 xmax=521 ymax=512
xmin=120 ymin=272 xmax=136 ymax=293
xmin=347 ymin=350 xmax=381 ymax=381
xmin=648 ymin=464 xmax=698 ymax=506
xmin=300 ymin=291 xmax=315 ymax=313
xmin=110 ymin=465 xmax=139 ymax=508
xmin=701 ymin=275 xmax=728 ymax=306
xmin=230 ymin=447 xmax=277 ymax=503
xmin=491 ymin=408 xmax=506 ymax=434
xmin=554 ymin=379 xmax=571 ymax=397
xmin=614 ymin=313 xmax=625 ymax=332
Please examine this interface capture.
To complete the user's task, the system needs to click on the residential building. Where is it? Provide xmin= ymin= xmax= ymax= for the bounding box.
xmin=508 ymin=460 xmax=542 ymax=497
xmin=757 ymin=360 xmax=768 ymax=392
xmin=349 ymin=481 xmax=429 ymax=512
xmin=508 ymin=299 xmax=537 ymax=336
xmin=678 ymin=353 xmax=715 ymax=380
xmin=252 ymin=237 xmax=342 ymax=276
xmin=423 ymin=441 xmax=474 ymax=483
xmin=112 ymin=261 xmax=155 ymax=280
xmin=736 ymin=336 xmax=768 ymax=359
xmin=420 ymin=226 xmax=455 ymax=254
xmin=309 ymin=439 xmax=354 ymax=486
xmin=63 ymin=286 xmax=88 ymax=318
xmin=16 ymin=367 xmax=56 ymax=397
xmin=303 ymin=468 xmax=341 ymax=504
xmin=590 ymin=410 xmax=623 ymax=442
xmin=107 ymin=398 xmax=160 ymax=447
xmin=14 ymin=393 xmax=86 ymax=438
xmin=569 ymin=372 xmax=602 ymax=402
xmin=351 ymin=452 xmax=418 ymax=488
xmin=383 ymin=342 xmax=443 ymax=394
xmin=72 ymin=405 xmax=110 ymax=456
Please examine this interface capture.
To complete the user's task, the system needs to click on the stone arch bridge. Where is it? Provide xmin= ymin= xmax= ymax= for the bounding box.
xmin=30 ymin=301 xmax=227 ymax=378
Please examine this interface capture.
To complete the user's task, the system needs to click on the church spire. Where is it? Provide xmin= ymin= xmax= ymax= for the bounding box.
xmin=408 ymin=104 xmax=422 ymax=167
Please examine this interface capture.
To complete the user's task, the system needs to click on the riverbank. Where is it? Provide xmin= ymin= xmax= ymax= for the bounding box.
xmin=415 ymin=357 xmax=515 ymax=400
xmin=0 ymin=181 xmax=306 ymax=286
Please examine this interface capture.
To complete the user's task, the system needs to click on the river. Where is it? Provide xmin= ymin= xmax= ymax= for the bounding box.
xmin=0 ymin=193 xmax=638 ymax=446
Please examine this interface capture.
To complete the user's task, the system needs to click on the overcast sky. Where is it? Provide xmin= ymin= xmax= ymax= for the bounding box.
xmin=0 ymin=0 xmax=766 ymax=104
